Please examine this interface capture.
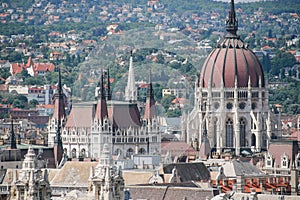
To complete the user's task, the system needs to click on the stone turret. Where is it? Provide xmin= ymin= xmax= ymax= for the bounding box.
xmin=10 ymin=146 xmax=51 ymax=200
xmin=125 ymin=50 xmax=137 ymax=102
xmin=88 ymin=144 xmax=124 ymax=200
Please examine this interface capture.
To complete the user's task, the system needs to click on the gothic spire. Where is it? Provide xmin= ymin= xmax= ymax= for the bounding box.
xmin=54 ymin=66 xmax=64 ymax=168
xmin=144 ymin=67 xmax=156 ymax=120
xmin=125 ymin=50 xmax=137 ymax=102
xmin=225 ymin=0 xmax=238 ymax=37
xmin=9 ymin=116 xmax=17 ymax=149
xmin=106 ymin=67 xmax=112 ymax=101
xmin=96 ymin=71 xmax=108 ymax=122
xmin=53 ymin=66 xmax=66 ymax=121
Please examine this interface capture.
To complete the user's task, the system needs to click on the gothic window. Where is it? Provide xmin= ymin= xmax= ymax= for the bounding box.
xmin=126 ymin=148 xmax=134 ymax=158
xmin=138 ymin=148 xmax=146 ymax=155
xmin=251 ymin=133 xmax=256 ymax=147
xmin=152 ymin=136 xmax=157 ymax=142
xmin=72 ymin=148 xmax=76 ymax=158
xmin=81 ymin=149 xmax=86 ymax=158
xmin=115 ymin=149 xmax=122 ymax=156
xmin=213 ymin=118 xmax=217 ymax=147
xmin=226 ymin=118 xmax=234 ymax=147
xmin=240 ymin=118 xmax=246 ymax=147
xmin=262 ymin=133 xmax=267 ymax=148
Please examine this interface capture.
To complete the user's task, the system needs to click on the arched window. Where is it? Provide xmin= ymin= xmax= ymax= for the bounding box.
xmin=213 ymin=118 xmax=217 ymax=147
xmin=71 ymin=148 xmax=77 ymax=158
xmin=281 ymin=153 xmax=289 ymax=168
xmin=126 ymin=148 xmax=134 ymax=158
xmin=265 ymin=153 xmax=273 ymax=167
xmin=240 ymin=118 xmax=246 ymax=147
xmin=139 ymin=148 xmax=146 ymax=155
xmin=262 ymin=133 xmax=267 ymax=148
xmin=115 ymin=149 xmax=122 ymax=156
xmin=81 ymin=149 xmax=86 ymax=158
xmin=226 ymin=118 xmax=234 ymax=147
xmin=251 ymin=134 xmax=256 ymax=147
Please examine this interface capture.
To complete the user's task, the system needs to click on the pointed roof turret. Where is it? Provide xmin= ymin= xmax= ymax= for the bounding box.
xmin=95 ymin=71 xmax=108 ymax=122
xmin=144 ymin=68 xmax=156 ymax=120
xmin=226 ymin=0 xmax=238 ymax=37
xmin=22 ymin=146 xmax=37 ymax=170
xmin=53 ymin=66 xmax=64 ymax=168
xmin=106 ymin=67 xmax=112 ymax=101
xmin=125 ymin=50 xmax=137 ymax=102
xmin=199 ymin=124 xmax=211 ymax=159
xmin=9 ymin=116 xmax=17 ymax=149
xmin=53 ymin=66 xmax=66 ymax=121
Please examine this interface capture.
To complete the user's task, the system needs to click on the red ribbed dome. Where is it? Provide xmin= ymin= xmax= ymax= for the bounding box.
xmin=200 ymin=37 xmax=264 ymax=88
xmin=199 ymin=0 xmax=264 ymax=88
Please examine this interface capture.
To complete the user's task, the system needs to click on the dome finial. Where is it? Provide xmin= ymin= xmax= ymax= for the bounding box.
xmin=226 ymin=0 xmax=238 ymax=37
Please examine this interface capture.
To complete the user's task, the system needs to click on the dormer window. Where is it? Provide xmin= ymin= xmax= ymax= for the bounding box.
xmin=296 ymin=153 xmax=300 ymax=168
xmin=265 ymin=153 xmax=273 ymax=167
xmin=281 ymin=153 xmax=289 ymax=168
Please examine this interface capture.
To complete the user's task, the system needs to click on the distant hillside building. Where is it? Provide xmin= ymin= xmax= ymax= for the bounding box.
xmin=10 ymin=57 xmax=55 ymax=77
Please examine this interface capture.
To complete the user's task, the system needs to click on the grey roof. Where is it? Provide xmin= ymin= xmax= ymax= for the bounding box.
xmin=163 ymin=162 xmax=210 ymax=182
xmin=127 ymin=185 xmax=218 ymax=200
xmin=222 ymin=160 xmax=266 ymax=178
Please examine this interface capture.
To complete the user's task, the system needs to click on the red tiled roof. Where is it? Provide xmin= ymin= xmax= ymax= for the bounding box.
xmin=11 ymin=57 xmax=55 ymax=75
xmin=11 ymin=63 xmax=25 ymax=75
xmin=34 ymin=62 xmax=55 ymax=72
xmin=36 ymin=104 xmax=54 ymax=109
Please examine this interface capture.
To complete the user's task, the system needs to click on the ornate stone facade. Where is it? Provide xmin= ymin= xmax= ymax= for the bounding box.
xmin=9 ymin=146 xmax=51 ymax=200
xmin=186 ymin=0 xmax=274 ymax=156
xmin=48 ymin=56 xmax=161 ymax=160
xmin=88 ymin=144 xmax=124 ymax=200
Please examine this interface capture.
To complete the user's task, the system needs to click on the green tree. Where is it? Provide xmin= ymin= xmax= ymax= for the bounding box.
xmin=270 ymin=50 xmax=297 ymax=76
xmin=166 ymin=108 xmax=181 ymax=117
xmin=0 ymin=67 xmax=11 ymax=84
xmin=29 ymin=99 xmax=39 ymax=108
xmin=161 ymin=94 xmax=176 ymax=111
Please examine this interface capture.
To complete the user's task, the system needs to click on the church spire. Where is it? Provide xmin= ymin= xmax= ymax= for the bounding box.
xmin=95 ymin=71 xmax=108 ymax=122
xmin=53 ymin=66 xmax=66 ymax=121
xmin=125 ymin=50 xmax=137 ymax=102
xmin=225 ymin=0 xmax=238 ymax=37
xmin=144 ymin=68 xmax=156 ymax=120
xmin=9 ymin=116 xmax=17 ymax=149
xmin=54 ymin=66 xmax=64 ymax=168
xmin=106 ymin=67 xmax=112 ymax=101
